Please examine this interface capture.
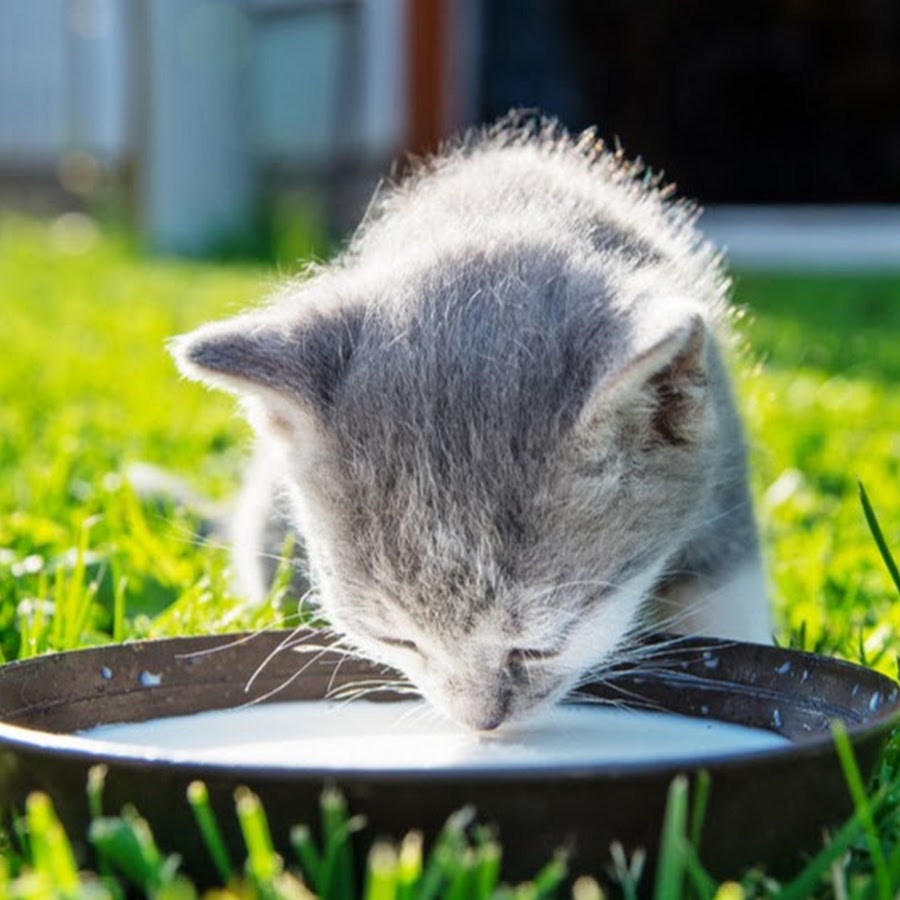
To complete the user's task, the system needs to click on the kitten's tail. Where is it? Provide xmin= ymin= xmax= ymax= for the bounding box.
xmin=126 ymin=458 xmax=311 ymax=608
xmin=125 ymin=461 xmax=229 ymax=538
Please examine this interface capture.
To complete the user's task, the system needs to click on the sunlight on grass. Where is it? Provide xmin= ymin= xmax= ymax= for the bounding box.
xmin=2 ymin=216 xmax=900 ymax=897
xmin=3 ymin=217 xmax=898 ymax=669
xmin=0 ymin=216 xmax=270 ymax=657
xmin=735 ymin=274 xmax=900 ymax=669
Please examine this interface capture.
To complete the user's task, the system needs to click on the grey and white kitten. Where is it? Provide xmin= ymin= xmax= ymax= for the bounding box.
xmin=171 ymin=118 xmax=771 ymax=731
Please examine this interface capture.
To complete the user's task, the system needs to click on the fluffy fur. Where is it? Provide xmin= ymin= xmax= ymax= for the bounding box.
xmin=171 ymin=116 xmax=771 ymax=731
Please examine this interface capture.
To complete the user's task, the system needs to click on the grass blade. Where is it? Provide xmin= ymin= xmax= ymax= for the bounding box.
xmin=86 ymin=764 xmax=114 ymax=880
xmin=291 ymin=824 xmax=323 ymax=888
xmin=397 ymin=830 xmax=423 ymax=900
xmin=88 ymin=807 xmax=172 ymax=894
xmin=187 ymin=781 xmax=234 ymax=885
xmin=572 ymin=876 xmax=605 ymax=900
xmin=25 ymin=792 xmax=81 ymax=895
xmin=365 ymin=842 xmax=399 ymax=900
xmin=608 ymin=841 xmax=645 ymax=900
xmin=154 ymin=878 xmax=200 ymax=900
xmin=417 ymin=806 xmax=474 ymax=900
xmin=443 ymin=847 xmax=476 ymax=900
xmin=775 ymin=778 xmax=894 ymax=899
xmin=87 ymin=764 xmax=107 ymax=822
xmin=112 ymin=571 xmax=128 ymax=644
xmin=529 ymin=848 xmax=568 ymax=898
xmin=682 ymin=842 xmax=719 ymax=899
xmin=689 ymin=769 xmax=711 ymax=851
xmin=235 ymin=786 xmax=282 ymax=890
xmin=473 ymin=840 xmax=502 ymax=899
xmin=654 ymin=775 xmax=689 ymax=900
xmin=60 ymin=518 xmax=98 ymax=650
xmin=712 ymin=884 xmax=745 ymax=900
xmin=319 ymin=787 xmax=360 ymax=900
xmin=831 ymin=721 xmax=891 ymax=900
xmin=859 ymin=482 xmax=900 ymax=597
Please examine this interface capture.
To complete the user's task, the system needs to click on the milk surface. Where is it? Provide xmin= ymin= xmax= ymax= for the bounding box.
xmin=79 ymin=701 xmax=789 ymax=769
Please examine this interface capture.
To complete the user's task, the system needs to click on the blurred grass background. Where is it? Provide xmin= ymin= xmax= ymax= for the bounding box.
xmin=1 ymin=215 xmax=898 ymax=670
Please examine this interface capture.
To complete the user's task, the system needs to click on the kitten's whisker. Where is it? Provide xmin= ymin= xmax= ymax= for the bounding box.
xmin=691 ymin=497 xmax=756 ymax=531
xmin=569 ymin=678 xmax=670 ymax=715
xmin=296 ymin=587 xmax=320 ymax=618
xmin=325 ymin=676 xmax=413 ymax=703
xmin=176 ymin=614 xmax=307 ymax=660
xmin=567 ymin=689 xmax=665 ymax=715
xmin=325 ymin=653 xmax=351 ymax=696
xmin=240 ymin=645 xmax=338 ymax=706
xmin=238 ymin=669 xmax=305 ymax=708
xmin=314 ymin=637 xmax=376 ymax=664
xmin=244 ymin=625 xmax=327 ymax=691
xmin=154 ymin=515 xmax=301 ymax=572
xmin=566 ymin=690 xmax=629 ymax=712
xmin=327 ymin=680 xmax=412 ymax=707
xmin=143 ymin=515 xmax=230 ymax=554
xmin=327 ymin=686 xmax=379 ymax=705
xmin=326 ymin=678 xmax=389 ymax=699
xmin=387 ymin=699 xmax=435 ymax=730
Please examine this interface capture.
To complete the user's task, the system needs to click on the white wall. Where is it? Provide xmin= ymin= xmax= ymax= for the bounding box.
xmin=138 ymin=0 xmax=256 ymax=254
xmin=251 ymin=0 xmax=407 ymax=164
xmin=0 ymin=0 xmax=129 ymax=164
xmin=0 ymin=0 xmax=409 ymax=250
xmin=359 ymin=0 xmax=406 ymax=158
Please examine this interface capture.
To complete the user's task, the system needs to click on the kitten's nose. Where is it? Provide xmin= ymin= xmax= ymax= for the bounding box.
xmin=473 ymin=711 xmax=505 ymax=731
xmin=469 ymin=687 xmax=511 ymax=732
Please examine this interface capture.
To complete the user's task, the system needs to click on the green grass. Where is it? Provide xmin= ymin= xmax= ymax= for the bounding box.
xmin=1 ymin=215 xmax=900 ymax=897
xmin=7 ymin=771 xmax=577 ymax=899
xmin=734 ymin=272 xmax=900 ymax=665
xmin=0 ymin=216 xmax=273 ymax=658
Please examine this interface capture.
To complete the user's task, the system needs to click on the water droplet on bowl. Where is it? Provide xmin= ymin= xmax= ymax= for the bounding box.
xmin=775 ymin=661 xmax=791 ymax=675
xmin=139 ymin=671 xmax=162 ymax=687
xmin=100 ymin=666 xmax=113 ymax=680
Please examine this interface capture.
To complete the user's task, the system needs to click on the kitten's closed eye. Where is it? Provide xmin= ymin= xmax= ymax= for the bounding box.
xmin=507 ymin=646 xmax=563 ymax=665
xmin=374 ymin=635 xmax=420 ymax=654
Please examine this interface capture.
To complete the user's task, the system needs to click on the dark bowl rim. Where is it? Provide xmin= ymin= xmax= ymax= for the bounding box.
xmin=0 ymin=633 xmax=897 ymax=784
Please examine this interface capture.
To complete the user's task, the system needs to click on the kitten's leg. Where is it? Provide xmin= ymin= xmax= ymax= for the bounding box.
xmin=655 ymin=557 xmax=773 ymax=644
xmin=230 ymin=446 xmax=310 ymax=605
xmin=654 ymin=445 xmax=774 ymax=643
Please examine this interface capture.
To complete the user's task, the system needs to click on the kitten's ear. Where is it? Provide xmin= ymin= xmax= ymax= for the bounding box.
xmin=577 ymin=314 xmax=709 ymax=446
xmin=168 ymin=310 xmax=358 ymax=415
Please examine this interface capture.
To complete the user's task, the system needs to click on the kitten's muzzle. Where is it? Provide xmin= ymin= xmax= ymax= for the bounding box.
xmin=467 ymin=685 xmax=512 ymax=732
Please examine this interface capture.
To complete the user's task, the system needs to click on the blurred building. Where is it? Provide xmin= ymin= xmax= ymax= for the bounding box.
xmin=0 ymin=0 xmax=471 ymax=255
xmin=1 ymin=0 xmax=898 ymax=262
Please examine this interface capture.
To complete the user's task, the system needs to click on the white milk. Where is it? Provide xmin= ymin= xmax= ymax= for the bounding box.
xmin=78 ymin=701 xmax=789 ymax=769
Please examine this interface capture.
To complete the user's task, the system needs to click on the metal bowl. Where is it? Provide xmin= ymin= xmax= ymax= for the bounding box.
xmin=0 ymin=631 xmax=897 ymax=885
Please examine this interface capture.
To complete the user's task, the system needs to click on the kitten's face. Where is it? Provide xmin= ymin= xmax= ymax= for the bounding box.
xmin=317 ymin=559 xmax=664 ymax=731
xmin=173 ymin=282 xmax=713 ymax=730
xmin=267 ymin=327 xmax=713 ymax=731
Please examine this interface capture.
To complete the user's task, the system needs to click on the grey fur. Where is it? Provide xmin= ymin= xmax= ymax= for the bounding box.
xmin=171 ymin=116 xmax=771 ymax=731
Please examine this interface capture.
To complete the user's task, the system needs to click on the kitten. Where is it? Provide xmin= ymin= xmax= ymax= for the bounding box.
xmin=170 ymin=116 xmax=771 ymax=731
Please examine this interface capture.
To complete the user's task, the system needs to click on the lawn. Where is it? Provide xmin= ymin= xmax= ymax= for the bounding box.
xmin=1 ymin=215 xmax=899 ymax=897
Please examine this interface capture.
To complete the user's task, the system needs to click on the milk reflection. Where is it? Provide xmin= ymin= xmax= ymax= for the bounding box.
xmin=80 ymin=701 xmax=789 ymax=770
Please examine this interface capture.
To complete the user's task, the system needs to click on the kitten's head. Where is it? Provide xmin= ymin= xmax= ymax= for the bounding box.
xmin=171 ymin=257 xmax=717 ymax=730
